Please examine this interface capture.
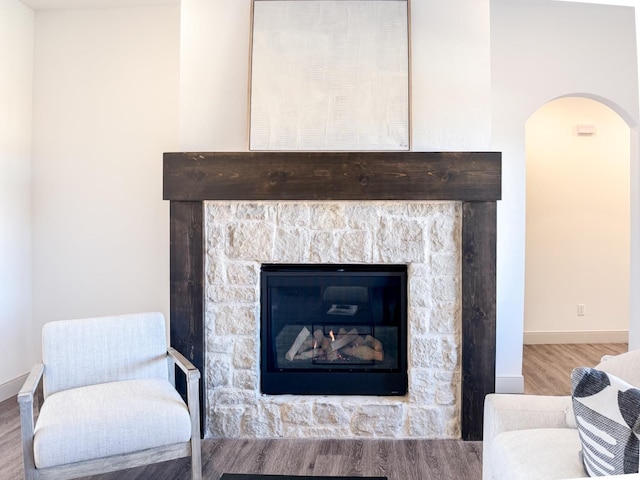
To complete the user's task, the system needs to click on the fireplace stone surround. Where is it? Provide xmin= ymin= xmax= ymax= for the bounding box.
xmin=164 ymin=151 xmax=501 ymax=441
xmin=206 ymin=201 xmax=453 ymax=438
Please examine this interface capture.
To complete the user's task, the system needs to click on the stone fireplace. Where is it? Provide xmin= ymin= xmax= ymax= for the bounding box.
xmin=206 ymin=201 xmax=458 ymax=438
xmin=164 ymin=151 xmax=500 ymax=441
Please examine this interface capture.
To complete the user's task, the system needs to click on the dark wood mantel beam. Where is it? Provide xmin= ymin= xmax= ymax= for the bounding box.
xmin=164 ymin=151 xmax=500 ymax=202
xmin=164 ymin=150 xmax=501 ymax=441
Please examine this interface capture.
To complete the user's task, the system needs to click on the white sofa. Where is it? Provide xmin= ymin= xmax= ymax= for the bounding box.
xmin=483 ymin=349 xmax=640 ymax=480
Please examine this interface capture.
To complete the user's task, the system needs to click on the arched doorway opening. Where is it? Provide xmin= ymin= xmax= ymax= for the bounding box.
xmin=523 ymin=96 xmax=630 ymax=390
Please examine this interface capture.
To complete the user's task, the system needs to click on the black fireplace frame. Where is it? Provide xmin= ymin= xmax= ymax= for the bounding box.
xmin=260 ymin=263 xmax=408 ymax=396
xmin=163 ymin=151 xmax=501 ymax=441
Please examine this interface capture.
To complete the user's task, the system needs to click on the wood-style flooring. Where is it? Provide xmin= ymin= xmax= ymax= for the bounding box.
xmin=0 ymin=343 xmax=627 ymax=480
xmin=522 ymin=342 xmax=628 ymax=396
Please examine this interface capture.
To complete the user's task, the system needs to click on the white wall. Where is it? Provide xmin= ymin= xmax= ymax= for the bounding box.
xmin=525 ymin=97 xmax=630 ymax=342
xmin=179 ymin=0 xmax=491 ymax=152
xmin=0 ymin=0 xmax=35 ymax=397
xmin=410 ymin=0 xmax=491 ymax=151
xmin=31 ymin=5 xmax=180 ymax=350
xmin=491 ymin=0 xmax=638 ymax=391
xmin=179 ymin=0 xmax=252 ymax=150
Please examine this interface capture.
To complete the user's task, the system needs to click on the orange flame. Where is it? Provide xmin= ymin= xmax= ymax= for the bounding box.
xmin=329 ymin=330 xmax=335 ymax=342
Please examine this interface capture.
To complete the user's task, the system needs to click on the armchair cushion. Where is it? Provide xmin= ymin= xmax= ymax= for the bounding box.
xmin=571 ymin=367 xmax=640 ymax=476
xmin=490 ymin=427 xmax=585 ymax=480
xmin=33 ymin=378 xmax=192 ymax=468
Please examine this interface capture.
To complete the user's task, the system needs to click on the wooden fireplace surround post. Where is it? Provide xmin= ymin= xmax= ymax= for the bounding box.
xmin=163 ymin=151 xmax=501 ymax=441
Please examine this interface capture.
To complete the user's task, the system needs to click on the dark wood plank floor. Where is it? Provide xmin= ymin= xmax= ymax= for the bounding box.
xmin=0 ymin=343 xmax=626 ymax=480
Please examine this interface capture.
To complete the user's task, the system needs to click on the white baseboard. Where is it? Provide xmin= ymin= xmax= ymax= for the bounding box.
xmin=0 ymin=373 xmax=28 ymax=402
xmin=495 ymin=375 xmax=524 ymax=394
xmin=524 ymin=330 xmax=629 ymax=345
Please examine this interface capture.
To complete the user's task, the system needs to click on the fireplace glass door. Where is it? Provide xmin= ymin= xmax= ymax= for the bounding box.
xmin=260 ymin=264 xmax=407 ymax=396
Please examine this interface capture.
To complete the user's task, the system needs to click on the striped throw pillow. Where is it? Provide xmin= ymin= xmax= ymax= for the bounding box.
xmin=571 ymin=367 xmax=640 ymax=476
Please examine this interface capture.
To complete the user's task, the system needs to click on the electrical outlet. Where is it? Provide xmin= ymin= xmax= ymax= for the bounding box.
xmin=578 ymin=304 xmax=585 ymax=316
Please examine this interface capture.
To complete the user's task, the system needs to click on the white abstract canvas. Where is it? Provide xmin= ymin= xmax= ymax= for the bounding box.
xmin=249 ymin=0 xmax=409 ymax=151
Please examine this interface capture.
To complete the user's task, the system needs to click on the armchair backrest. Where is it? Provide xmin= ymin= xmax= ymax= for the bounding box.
xmin=42 ymin=312 xmax=169 ymax=397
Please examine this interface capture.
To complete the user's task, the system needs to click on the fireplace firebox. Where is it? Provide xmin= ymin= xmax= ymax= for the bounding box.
xmin=260 ymin=264 xmax=408 ymax=396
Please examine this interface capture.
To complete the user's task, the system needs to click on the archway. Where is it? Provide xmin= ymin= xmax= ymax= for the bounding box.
xmin=524 ymin=96 xmax=630 ymax=345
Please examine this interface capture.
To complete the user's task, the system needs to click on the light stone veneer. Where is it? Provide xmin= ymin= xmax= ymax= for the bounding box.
xmin=205 ymin=201 xmax=462 ymax=439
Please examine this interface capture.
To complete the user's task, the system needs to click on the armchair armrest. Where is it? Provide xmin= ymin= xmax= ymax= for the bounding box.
xmin=484 ymin=393 xmax=573 ymax=438
xmin=17 ymin=363 xmax=45 ymax=421
xmin=167 ymin=348 xmax=202 ymax=451
xmin=17 ymin=364 xmax=44 ymax=478
xmin=18 ymin=363 xmax=44 ymax=397
xmin=168 ymin=347 xmax=200 ymax=381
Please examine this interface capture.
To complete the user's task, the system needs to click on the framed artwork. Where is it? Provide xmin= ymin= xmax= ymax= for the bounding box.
xmin=249 ymin=0 xmax=410 ymax=151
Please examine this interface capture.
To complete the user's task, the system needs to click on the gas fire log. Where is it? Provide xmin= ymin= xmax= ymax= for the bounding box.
xmin=329 ymin=328 xmax=359 ymax=352
xmin=364 ymin=334 xmax=383 ymax=352
xmin=294 ymin=348 xmax=323 ymax=360
xmin=313 ymin=328 xmax=337 ymax=361
xmin=341 ymin=345 xmax=384 ymax=361
xmin=322 ymin=338 xmax=338 ymax=361
xmin=339 ymin=327 xmax=365 ymax=347
xmin=285 ymin=326 xmax=311 ymax=361
xmin=340 ymin=329 xmax=383 ymax=353
xmin=295 ymin=337 xmax=314 ymax=353
xmin=313 ymin=328 xmax=325 ymax=347
xmin=300 ymin=327 xmax=384 ymax=362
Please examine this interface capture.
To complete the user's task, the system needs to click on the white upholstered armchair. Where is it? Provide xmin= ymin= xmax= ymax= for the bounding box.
xmin=17 ymin=312 xmax=202 ymax=480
